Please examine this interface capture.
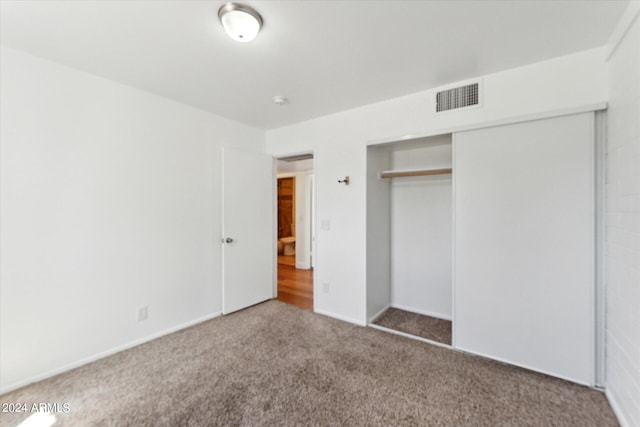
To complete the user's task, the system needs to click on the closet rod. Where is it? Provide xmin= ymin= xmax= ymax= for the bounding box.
xmin=380 ymin=168 xmax=452 ymax=179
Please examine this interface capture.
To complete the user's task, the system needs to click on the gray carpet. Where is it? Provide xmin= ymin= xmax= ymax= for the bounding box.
xmin=0 ymin=300 xmax=617 ymax=426
xmin=373 ymin=307 xmax=452 ymax=345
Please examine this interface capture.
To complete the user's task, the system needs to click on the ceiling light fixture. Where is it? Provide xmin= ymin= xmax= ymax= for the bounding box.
xmin=218 ymin=3 xmax=263 ymax=43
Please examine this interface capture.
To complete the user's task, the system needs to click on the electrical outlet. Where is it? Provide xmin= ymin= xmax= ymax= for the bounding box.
xmin=138 ymin=306 xmax=148 ymax=321
xmin=321 ymin=220 xmax=331 ymax=231
xmin=322 ymin=282 xmax=330 ymax=293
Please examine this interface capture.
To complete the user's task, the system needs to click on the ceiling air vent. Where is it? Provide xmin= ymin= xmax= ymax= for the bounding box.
xmin=436 ymin=82 xmax=479 ymax=112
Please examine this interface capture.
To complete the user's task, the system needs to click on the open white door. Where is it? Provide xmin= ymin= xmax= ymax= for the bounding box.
xmin=222 ymin=147 xmax=274 ymax=315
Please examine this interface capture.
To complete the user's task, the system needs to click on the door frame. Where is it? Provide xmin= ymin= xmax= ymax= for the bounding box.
xmin=275 ymin=151 xmax=316 ymax=312
xmin=305 ymin=173 xmax=315 ymax=269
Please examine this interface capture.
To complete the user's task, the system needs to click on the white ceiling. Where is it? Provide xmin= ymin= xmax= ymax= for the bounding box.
xmin=0 ymin=1 xmax=628 ymax=130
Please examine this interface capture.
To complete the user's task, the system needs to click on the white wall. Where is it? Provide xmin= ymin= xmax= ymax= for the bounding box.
xmin=390 ymin=141 xmax=452 ymax=319
xmin=0 ymin=47 xmax=264 ymax=393
xmin=366 ymin=147 xmax=391 ymax=321
xmin=266 ymin=47 xmax=607 ymax=325
xmin=604 ymin=3 xmax=640 ymax=426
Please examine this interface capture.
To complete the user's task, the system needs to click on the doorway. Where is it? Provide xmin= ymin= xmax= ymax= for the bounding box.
xmin=276 ymin=154 xmax=314 ymax=311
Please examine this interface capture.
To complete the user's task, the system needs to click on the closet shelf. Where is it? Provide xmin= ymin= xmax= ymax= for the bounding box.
xmin=379 ymin=167 xmax=453 ymax=179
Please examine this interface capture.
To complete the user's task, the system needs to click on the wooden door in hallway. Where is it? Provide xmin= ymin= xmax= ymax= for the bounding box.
xmin=277 ymin=177 xmax=295 ymax=239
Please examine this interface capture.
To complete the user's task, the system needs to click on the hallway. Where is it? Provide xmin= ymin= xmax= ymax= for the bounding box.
xmin=277 ymin=264 xmax=313 ymax=311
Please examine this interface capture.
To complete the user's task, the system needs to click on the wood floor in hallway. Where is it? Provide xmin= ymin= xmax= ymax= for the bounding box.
xmin=277 ymin=264 xmax=313 ymax=310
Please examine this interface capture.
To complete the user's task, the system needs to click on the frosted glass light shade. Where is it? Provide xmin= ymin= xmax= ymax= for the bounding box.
xmin=218 ymin=3 xmax=263 ymax=43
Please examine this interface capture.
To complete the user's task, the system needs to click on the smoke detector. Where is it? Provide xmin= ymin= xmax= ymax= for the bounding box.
xmin=273 ymin=96 xmax=289 ymax=106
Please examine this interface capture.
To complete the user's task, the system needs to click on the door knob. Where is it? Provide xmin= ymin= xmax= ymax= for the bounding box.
xmin=225 ymin=237 xmax=234 ymax=243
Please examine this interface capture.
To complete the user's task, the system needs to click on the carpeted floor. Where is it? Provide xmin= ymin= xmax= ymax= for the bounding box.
xmin=0 ymin=300 xmax=617 ymax=426
xmin=373 ymin=307 xmax=452 ymax=345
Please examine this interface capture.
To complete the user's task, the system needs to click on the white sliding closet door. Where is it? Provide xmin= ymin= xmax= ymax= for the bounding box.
xmin=454 ymin=113 xmax=594 ymax=385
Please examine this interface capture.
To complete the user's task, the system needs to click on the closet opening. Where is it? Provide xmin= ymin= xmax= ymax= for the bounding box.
xmin=366 ymin=133 xmax=453 ymax=346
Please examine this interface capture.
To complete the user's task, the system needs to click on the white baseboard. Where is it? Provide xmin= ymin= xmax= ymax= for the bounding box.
xmin=368 ymin=323 xmax=453 ymax=350
xmin=391 ymin=304 xmax=452 ymax=321
xmin=606 ymin=388 xmax=633 ymax=427
xmin=0 ymin=311 xmax=222 ymax=395
xmin=368 ymin=305 xmax=390 ymax=324
xmin=315 ymin=309 xmax=367 ymax=326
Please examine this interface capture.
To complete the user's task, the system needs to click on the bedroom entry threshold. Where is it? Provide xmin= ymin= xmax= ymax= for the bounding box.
xmin=370 ymin=308 xmax=452 ymax=347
